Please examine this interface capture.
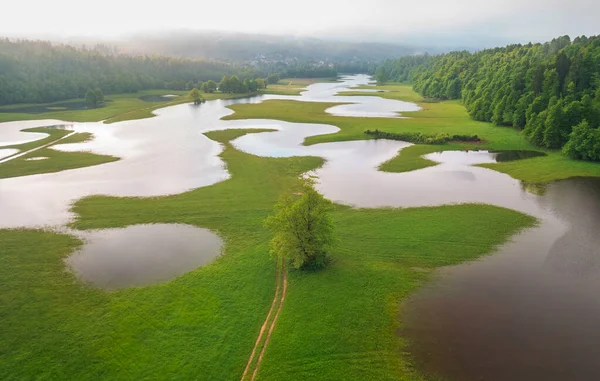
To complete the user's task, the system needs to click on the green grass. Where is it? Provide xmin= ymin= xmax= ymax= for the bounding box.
xmin=261 ymin=78 xmax=338 ymax=96
xmin=0 ymin=90 xmax=188 ymax=124
xmin=258 ymin=205 xmax=534 ymax=381
xmin=224 ymin=83 xmax=600 ymax=182
xmin=0 ymin=128 xmax=118 ymax=179
xmin=340 ymin=83 xmax=424 ymax=103
xmin=379 ymin=144 xmax=450 ymax=173
xmin=0 ymin=134 xmax=118 ymax=179
xmin=1 ymin=127 xmax=72 ymax=152
xmin=0 ymin=85 xmax=319 ymax=125
xmin=1 ymin=129 xmax=535 ymax=380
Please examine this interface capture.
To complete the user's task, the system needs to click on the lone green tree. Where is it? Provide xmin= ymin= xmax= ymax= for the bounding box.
xmin=189 ymin=87 xmax=203 ymax=104
xmin=265 ymin=180 xmax=335 ymax=270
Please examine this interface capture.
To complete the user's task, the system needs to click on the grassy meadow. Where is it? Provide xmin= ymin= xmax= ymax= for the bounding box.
xmin=0 ymin=130 xmax=118 ymax=179
xmin=225 ymin=83 xmax=600 ymax=182
xmin=1 ymin=129 xmax=535 ymax=380
xmin=3 ymin=79 xmax=594 ymax=380
xmin=0 ymin=80 xmax=325 ymax=125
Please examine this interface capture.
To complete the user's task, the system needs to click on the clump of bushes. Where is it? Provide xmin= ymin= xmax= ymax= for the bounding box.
xmin=364 ymin=129 xmax=481 ymax=144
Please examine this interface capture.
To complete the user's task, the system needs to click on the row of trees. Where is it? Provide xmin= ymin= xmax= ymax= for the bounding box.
xmin=0 ymin=39 xmax=250 ymax=105
xmin=0 ymin=39 xmax=341 ymax=106
xmin=377 ymin=35 xmax=600 ymax=161
xmin=218 ymin=75 xmax=267 ymax=93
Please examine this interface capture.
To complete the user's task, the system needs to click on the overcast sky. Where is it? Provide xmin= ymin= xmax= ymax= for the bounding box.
xmin=1 ymin=0 xmax=598 ymax=46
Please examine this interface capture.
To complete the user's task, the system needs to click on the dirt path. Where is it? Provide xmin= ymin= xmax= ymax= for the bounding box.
xmin=0 ymin=131 xmax=76 ymax=164
xmin=241 ymin=261 xmax=287 ymax=381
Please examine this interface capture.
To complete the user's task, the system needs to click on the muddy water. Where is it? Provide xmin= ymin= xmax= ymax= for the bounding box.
xmin=231 ymin=141 xmax=600 ymax=379
xmin=66 ymin=224 xmax=222 ymax=290
xmin=403 ymin=177 xmax=600 ymax=381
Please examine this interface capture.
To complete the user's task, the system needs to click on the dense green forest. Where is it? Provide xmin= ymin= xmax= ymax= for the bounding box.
xmin=377 ymin=35 xmax=600 ymax=161
xmin=0 ymin=39 xmax=339 ymax=106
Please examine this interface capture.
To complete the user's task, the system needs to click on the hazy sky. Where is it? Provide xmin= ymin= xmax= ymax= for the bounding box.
xmin=1 ymin=0 xmax=598 ymax=46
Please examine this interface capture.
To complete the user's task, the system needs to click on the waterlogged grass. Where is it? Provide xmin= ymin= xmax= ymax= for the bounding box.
xmin=0 ymin=84 xmax=315 ymax=125
xmin=379 ymin=144 xmax=448 ymax=173
xmin=1 ymin=129 xmax=535 ymax=380
xmin=0 ymin=90 xmax=188 ymax=124
xmin=258 ymin=206 xmax=535 ymax=381
xmin=340 ymin=83 xmax=424 ymax=103
xmin=0 ymin=134 xmax=118 ymax=179
xmin=225 ymin=83 xmax=600 ymax=182
xmin=262 ymin=78 xmax=338 ymax=96
xmin=224 ymin=98 xmax=526 ymax=148
xmin=0 ymin=128 xmax=118 ymax=179
xmin=103 ymin=92 xmax=265 ymax=124
xmin=1 ymin=127 xmax=71 ymax=152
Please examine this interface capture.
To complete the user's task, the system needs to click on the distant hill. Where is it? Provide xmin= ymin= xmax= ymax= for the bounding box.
xmin=111 ymin=31 xmax=428 ymax=64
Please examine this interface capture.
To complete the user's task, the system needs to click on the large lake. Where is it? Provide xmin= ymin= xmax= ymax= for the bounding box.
xmin=1 ymin=74 xmax=599 ymax=379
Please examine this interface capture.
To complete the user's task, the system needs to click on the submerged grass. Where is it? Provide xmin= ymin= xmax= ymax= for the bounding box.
xmin=1 ymin=129 xmax=535 ymax=380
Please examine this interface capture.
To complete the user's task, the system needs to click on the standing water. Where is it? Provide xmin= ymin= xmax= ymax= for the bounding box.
xmin=1 ymin=75 xmax=600 ymax=379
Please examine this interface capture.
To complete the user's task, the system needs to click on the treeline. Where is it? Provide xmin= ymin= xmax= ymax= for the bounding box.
xmin=377 ymin=35 xmax=600 ymax=161
xmin=0 ymin=39 xmax=340 ymax=106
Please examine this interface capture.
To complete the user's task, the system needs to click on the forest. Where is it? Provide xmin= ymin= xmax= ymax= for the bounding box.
xmin=0 ymin=39 xmax=338 ymax=106
xmin=377 ymin=35 xmax=600 ymax=161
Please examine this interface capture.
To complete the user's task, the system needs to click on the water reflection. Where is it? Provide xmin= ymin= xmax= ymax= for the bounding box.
xmin=66 ymin=224 xmax=223 ymax=290
xmin=402 ymin=177 xmax=600 ymax=381
xmin=2 ymin=74 xmax=600 ymax=378
xmin=492 ymin=150 xmax=546 ymax=162
xmin=0 ymin=148 xmax=18 ymax=160
xmin=0 ymin=74 xmax=417 ymax=228
xmin=0 ymin=119 xmax=57 ymax=146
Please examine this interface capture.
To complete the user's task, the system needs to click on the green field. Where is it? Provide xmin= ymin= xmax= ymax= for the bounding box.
xmin=0 ymin=83 xmax=318 ymax=125
xmin=0 ymin=130 xmax=118 ymax=179
xmin=0 ymin=86 xmax=297 ymax=178
xmin=0 ymin=129 xmax=535 ymax=380
xmin=3 ymin=80 xmax=594 ymax=380
xmin=225 ymin=84 xmax=600 ymax=182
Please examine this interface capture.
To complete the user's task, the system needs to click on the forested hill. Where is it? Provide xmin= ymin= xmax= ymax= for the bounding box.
xmin=377 ymin=35 xmax=600 ymax=161
xmin=114 ymin=31 xmax=423 ymax=63
xmin=0 ymin=39 xmax=336 ymax=106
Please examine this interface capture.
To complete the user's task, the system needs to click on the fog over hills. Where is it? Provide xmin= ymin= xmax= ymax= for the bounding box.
xmin=64 ymin=30 xmax=436 ymax=64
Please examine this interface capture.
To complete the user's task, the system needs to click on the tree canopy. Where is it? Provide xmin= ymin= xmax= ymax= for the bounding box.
xmin=377 ymin=35 xmax=600 ymax=161
xmin=265 ymin=180 xmax=335 ymax=270
xmin=0 ymin=38 xmax=338 ymax=106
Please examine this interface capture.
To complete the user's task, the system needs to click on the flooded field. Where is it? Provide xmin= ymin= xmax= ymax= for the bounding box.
xmin=1 ymin=74 xmax=600 ymax=379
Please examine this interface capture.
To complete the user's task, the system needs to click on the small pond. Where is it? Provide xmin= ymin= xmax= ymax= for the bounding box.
xmin=66 ymin=224 xmax=223 ymax=290
xmin=426 ymin=150 xmax=546 ymax=165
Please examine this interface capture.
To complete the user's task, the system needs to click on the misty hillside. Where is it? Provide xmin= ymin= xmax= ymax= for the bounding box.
xmin=113 ymin=31 xmax=428 ymax=63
